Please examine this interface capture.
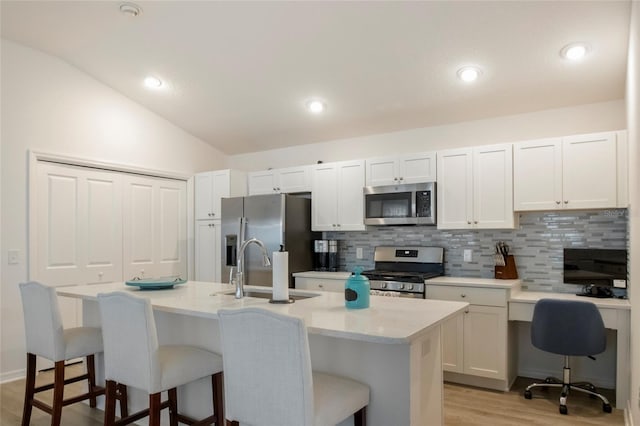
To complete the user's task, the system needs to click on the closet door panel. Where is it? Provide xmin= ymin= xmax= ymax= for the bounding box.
xmin=156 ymin=181 xmax=187 ymax=279
xmin=123 ymin=178 xmax=155 ymax=280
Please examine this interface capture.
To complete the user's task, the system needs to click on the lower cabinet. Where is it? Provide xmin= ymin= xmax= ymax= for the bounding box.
xmin=426 ymin=282 xmax=514 ymax=391
xmin=295 ymin=277 xmax=345 ymax=293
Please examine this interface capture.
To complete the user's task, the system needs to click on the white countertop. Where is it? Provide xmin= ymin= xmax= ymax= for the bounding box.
xmin=58 ymin=281 xmax=468 ymax=344
xmin=426 ymin=276 xmax=522 ymax=290
xmin=292 ymin=271 xmax=352 ymax=279
xmin=509 ymin=289 xmax=631 ymax=309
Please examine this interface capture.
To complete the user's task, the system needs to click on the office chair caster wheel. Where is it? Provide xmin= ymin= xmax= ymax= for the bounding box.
xmin=603 ymin=403 xmax=612 ymax=413
xmin=559 ymin=405 xmax=568 ymax=415
xmin=524 ymin=390 xmax=532 ymax=399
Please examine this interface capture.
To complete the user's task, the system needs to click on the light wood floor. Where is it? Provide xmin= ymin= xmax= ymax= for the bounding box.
xmin=1 ymin=365 xmax=625 ymax=425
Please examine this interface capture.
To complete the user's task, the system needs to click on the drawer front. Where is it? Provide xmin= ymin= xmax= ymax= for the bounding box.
xmin=426 ymin=285 xmax=507 ymax=307
xmin=295 ymin=277 xmax=344 ymax=293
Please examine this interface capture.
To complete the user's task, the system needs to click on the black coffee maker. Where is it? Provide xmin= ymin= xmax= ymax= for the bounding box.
xmin=314 ymin=240 xmax=338 ymax=271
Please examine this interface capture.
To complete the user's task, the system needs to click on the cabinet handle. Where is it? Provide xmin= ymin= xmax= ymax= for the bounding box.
xmin=276 ymin=187 xmax=281 ymax=191
xmin=209 ymin=223 xmax=214 ymax=227
xmin=474 ymin=221 xmax=478 ymax=224
xmin=556 ymin=201 xmax=561 ymax=205
xmin=399 ymin=177 xmax=403 ymax=181
xmin=465 ymin=309 xmax=469 ymax=314
xmin=467 ymin=221 xmax=471 ymax=225
xmin=564 ymin=200 xmax=569 ymax=204
xmin=394 ymin=177 xmax=398 ymax=181
xmin=460 ymin=294 xmax=466 ymax=298
xmin=319 ymin=284 xmax=324 ymax=288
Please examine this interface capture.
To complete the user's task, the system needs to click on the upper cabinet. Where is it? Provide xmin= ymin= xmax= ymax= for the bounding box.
xmin=312 ymin=160 xmax=366 ymax=231
xmin=195 ymin=169 xmax=247 ymax=220
xmin=437 ymin=144 xmax=515 ymax=230
xmin=365 ymin=152 xmax=436 ymax=186
xmin=513 ymin=131 xmax=626 ymax=211
xmin=248 ymin=165 xmax=311 ymax=195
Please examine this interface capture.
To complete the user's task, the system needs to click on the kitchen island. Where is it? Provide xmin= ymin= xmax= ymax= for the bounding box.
xmin=58 ymin=281 xmax=467 ymax=426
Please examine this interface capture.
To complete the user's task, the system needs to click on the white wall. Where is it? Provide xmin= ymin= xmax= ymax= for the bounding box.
xmin=0 ymin=40 xmax=228 ymax=381
xmin=626 ymin=1 xmax=640 ymax=422
xmin=229 ymin=100 xmax=625 ymax=171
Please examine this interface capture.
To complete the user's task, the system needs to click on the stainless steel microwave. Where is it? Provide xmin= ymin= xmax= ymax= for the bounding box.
xmin=363 ymin=182 xmax=436 ymax=225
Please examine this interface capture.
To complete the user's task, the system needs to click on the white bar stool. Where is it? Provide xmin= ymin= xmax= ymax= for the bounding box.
xmin=218 ymin=307 xmax=369 ymax=426
xmin=19 ymin=281 xmax=126 ymax=426
xmin=97 ymin=291 xmax=224 ymax=426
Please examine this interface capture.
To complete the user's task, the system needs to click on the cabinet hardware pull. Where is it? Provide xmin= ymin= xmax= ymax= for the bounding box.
xmin=394 ymin=177 xmax=398 ymax=181
xmin=399 ymin=177 xmax=403 ymax=180
xmin=461 ymin=294 xmax=466 ymax=298
xmin=474 ymin=221 xmax=478 ymax=224
xmin=556 ymin=201 xmax=561 ymax=205
xmin=467 ymin=221 xmax=471 ymax=225
xmin=564 ymin=200 xmax=569 ymax=204
xmin=465 ymin=309 xmax=469 ymax=314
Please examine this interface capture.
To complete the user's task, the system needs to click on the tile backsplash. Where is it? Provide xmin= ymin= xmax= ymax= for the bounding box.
xmin=325 ymin=209 xmax=628 ymax=293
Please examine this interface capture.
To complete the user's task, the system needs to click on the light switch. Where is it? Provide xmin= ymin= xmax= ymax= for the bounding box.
xmin=463 ymin=249 xmax=472 ymax=263
xmin=8 ymin=249 xmax=19 ymax=265
xmin=356 ymin=247 xmax=363 ymax=259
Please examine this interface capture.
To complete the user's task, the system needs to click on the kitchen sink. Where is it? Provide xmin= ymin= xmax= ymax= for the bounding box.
xmin=219 ymin=289 xmax=319 ymax=301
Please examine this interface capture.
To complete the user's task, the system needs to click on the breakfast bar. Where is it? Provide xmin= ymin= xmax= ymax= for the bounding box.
xmin=58 ymin=281 xmax=468 ymax=426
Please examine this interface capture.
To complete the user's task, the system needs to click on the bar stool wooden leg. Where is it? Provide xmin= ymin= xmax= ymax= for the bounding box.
xmin=354 ymin=406 xmax=367 ymax=426
xmin=51 ymin=361 xmax=65 ymax=426
xmin=149 ymin=392 xmax=162 ymax=426
xmin=21 ymin=353 xmax=37 ymax=426
xmin=213 ymin=373 xmax=224 ymax=425
xmin=86 ymin=355 xmax=98 ymax=408
xmin=117 ymin=383 xmax=129 ymax=418
xmin=168 ymin=388 xmax=178 ymax=426
xmin=104 ymin=380 xmax=117 ymax=426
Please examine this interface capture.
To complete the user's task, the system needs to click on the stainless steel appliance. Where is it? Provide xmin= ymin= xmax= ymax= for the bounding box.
xmin=222 ymin=194 xmax=319 ymax=287
xmin=362 ymin=246 xmax=444 ymax=298
xmin=363 ymin=182 xmax=436 ymax=225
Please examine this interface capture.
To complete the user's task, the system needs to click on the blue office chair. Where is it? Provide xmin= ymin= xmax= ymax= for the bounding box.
xmin=523 ymin=299 xmax=612 ymax=415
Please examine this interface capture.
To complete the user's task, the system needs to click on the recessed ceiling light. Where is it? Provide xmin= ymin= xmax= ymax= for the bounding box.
xmin=143 ymin=76 xmax=163 ymax=89
xmin=561 ymin=42 xmax=590 ymax=60
xmin=306 ymin=100 xmax=326 ymax=114
xmin=457 ymin=66 xmax=482 ymax=82
xmin=119 ymin=2 xmax=142 ymax=17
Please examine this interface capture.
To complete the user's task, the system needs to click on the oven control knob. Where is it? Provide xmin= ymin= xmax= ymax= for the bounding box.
xmin=407 ymin=284 xmax=414 ymax=290
xmin=380 ymin=282 xmax=387 ymax=289
xmin=398 ymin=283 xmax=405 ymax=290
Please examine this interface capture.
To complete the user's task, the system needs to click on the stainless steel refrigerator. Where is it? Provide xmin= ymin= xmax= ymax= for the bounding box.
xmin=221 ymin=194 xmax=319 ymax=287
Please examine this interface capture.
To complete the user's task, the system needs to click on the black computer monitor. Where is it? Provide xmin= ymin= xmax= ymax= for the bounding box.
xmin=563 ymin=248 xmax=627 ymax=289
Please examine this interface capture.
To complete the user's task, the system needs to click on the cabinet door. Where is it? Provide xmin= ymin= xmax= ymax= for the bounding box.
xmin=513 ymin=138 xmax=562 ymax=211
xmin=562 ymin=132 xmax=617 ymax=209
xmin=278 ymin=166 xmax=311 ymax=193
xmin=195 ymin=172 xmax=214 ymax=220
xmin=311 ymin=164 xmax=338 ymax=231
xmin=210 ymin=170 xmax=230 ymax=219
xmin=248 ymin=170 xmax=277 ymax=195
xmin=295 ymin=277 xmax=344 ymax=292
xmin=35 ymin=163 xmax=123 ymax=286
xmin=398 ymin=152 xmax=436 ymax=184
xmin=473 ymin=144 xmax=515 ymax=229
xmin=337 ymin=160 xmax=366 ymax=231
xmin=195 ymin=221 xmax=220 ymax=282
xmin=365 ymin=157 xmax=398 ymax=186
xmin=437 ymin=148 xmax=473 ymax=229
xmin=463 ymin=305 xmax=507 ymax=380
xmin=122 ymin=176 xmax=187 ymax=280
xmin=441 ymin=313 xmax=464 ymax=373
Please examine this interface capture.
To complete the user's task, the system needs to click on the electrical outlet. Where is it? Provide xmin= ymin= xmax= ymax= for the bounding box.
xmin=356 ymin=247 xmax=363 ymax=259
xmin=8 ymin=249 xmax=19 ymax=265
xmin=463 ymin=249 xmax=472 ymax=263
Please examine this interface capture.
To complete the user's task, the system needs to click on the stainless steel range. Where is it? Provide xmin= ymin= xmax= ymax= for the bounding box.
xmin=362 ymin=246 xmax=444 ymax=299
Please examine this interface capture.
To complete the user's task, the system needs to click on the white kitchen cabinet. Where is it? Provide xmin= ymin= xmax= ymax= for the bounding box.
xmin=311 ymin=160 xmax=366 ymax=231
xmin=295 ymin=277 xmax=345 ymax=292
xmin=365 ymin=152 xmax=436 ymax=186
xmin=195 ymin=169 xmax=246 ymax=220
xmin=426 ymin=281 xmax=512 ymax=388
xmin=248 ymin=165 xmax=311 ymax=195
xmin=514 ymin=131 xmax=623 ymax=211
xmin=195 ymin=220 xmax=221 ymax=282
xmin=437 ymin=144 xmax=515 ymax=230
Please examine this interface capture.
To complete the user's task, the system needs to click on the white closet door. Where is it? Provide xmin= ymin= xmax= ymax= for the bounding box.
xmin=122 ymin=175 xmax=187 ymax=280
xmin=36 ymin=163 xmax=123 ymax=286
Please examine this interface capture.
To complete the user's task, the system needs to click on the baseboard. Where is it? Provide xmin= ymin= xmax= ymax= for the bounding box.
xmin=626 ymin=399 xmax=636 ymax=426
xmin=444 ymin=371 xmax=511 ymax=391
xmin=0 ymin=368 xmax=25 ymax=384
xmin=518 ymin=366 xmax=615 ymax=390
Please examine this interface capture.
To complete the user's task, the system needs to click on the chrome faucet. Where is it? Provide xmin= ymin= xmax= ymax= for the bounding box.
xmin=233 ymin=238 xmax=271 ymax=299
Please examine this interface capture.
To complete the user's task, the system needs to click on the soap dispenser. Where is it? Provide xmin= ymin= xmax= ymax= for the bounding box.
xmin=345 ymin=267 xmax=370 ymax=309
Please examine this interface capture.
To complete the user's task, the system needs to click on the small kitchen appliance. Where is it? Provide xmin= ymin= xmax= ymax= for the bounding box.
xmin=314 ymin=239 xmax=338 ymax=271
xmin=362 ymin=246 xmax=445 ymax=298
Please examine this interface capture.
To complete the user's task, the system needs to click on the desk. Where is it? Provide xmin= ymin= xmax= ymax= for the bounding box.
xmin=509 ymin=291 xmax=631 ymax=409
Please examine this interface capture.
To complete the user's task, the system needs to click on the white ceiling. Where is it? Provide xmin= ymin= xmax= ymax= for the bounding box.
xmin=1 ymin=1 xmax=631 ymax=155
